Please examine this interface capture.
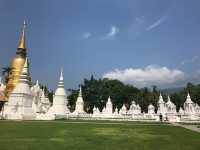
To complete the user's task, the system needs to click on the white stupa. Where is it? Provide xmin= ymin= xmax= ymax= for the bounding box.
xmin=195 ymin=104 xmax=200 ymax=114
xmin=157 ymin=93 xmax=166 ymax=115
xmin=128 ymin=101 xmax=137 ymax=114
xmin=113 ymin=107 xmax=119 ymax=115
xmin=178 ymin=107 xmax=184 ymax=115
xmin=3 ymin=58 xmax=35 ymax=120
xmin=73 ymin=86 xmax=85 ymax=114
xmin=92 ymin=106 xmax=100 ymax=117
xmin=184 ymin=93 xmax=195 ymax=114
xmin=165 ymin=96 xmax=176 ymax=114
xmin=31 ymin=80 xmax=42 ymax=113
xmin=104 ymin=96 xmax=113 ymax=115
xmin=38 ymin=89 xmax=51 ymax=113
xmin=31 ymin=80 xmax=41 ymax=96
xmin=119 ymin=104 xmax=127 ymax=115
xmin=148 ymin=104 xmax=155 ymax=114
xmin=48 ymin=69 xmax=69 ymax=116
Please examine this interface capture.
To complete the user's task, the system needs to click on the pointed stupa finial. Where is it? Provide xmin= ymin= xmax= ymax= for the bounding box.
xmin=167 ymin=95 xmax=170 ymax=101
xmin=159 ymin=92 xmax=162 ymax=97
xmin=60 ymin=68 xmax=63 ymax=81
xmin=185 ymin=92 xmax=193 ymax=104
xmin=42 ymin=88 xmax=46 ymax=98
xmin=18 ymin=20 xmax=26 ymax=49
xmin=78 ymin=85 xmax=82 ymax=97
xmin=187 ymin=92 xmax=190 ymax=98
xmin=107 ymin=96 xmax=111 ymax=103
xmin=58 ymin=68 xmax=64 ymax=88
xmin=36 ymin=80 xmax=39 ymax=86
xmin=107 ymin=96 xmax=112 ymax=104
xmin=158 ymin=92 xmax=164 ymax=103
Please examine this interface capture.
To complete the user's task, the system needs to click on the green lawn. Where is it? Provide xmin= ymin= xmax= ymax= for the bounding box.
xmin=0 ymin=120 xmax=199 ymax=150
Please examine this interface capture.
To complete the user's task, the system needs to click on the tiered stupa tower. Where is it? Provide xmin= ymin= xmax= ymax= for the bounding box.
xmin=73 ymin=86 xmax=85 ymax=114
xmin=6 ymin=21 xmax=27 ymax=97
xmin=157 ymin=93 xmax=166 ymax=115
xmin=105 ymin=96 xmax=113 ymax=114
xmin=3 ymin=58 xmax=35 ymax=120
xmin=49 ymin=69 xmax=69 ymax=115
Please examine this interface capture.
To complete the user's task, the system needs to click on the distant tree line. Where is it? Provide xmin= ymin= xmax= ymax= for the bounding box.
xmin=67 ymin=76 xmax=200 ymax=113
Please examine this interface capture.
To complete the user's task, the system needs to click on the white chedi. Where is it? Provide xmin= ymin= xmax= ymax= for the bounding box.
xmin=128 ymin=101 xmax=138 ymax=114
xmin=103 ymin=96 xmax=113 ymax=115
xmin=31 ymin=80 xmax=41 ymax=99
xmin=48 ymin=69 xmax=69 ymax=115
xmin=3 ymin=58 xmax=35 ymax=120
xmin=113 ymin=107 xmax=119 ymax=115
xmin=178 ymin=107 xmax=184 ymax=115
xmin=184 ymin=93 xmax=195 ymax=114
xmin=165 ymin=96 xmax=176 ymax=114
xmin=92 ymin=106 xmax=100 ymax=117
xmin=38 ymin=89 xmax=51 ymax=113
xmin=157 ymin=93 xmax=166 ymax=115
xmin=195 ymin=104 xmax=200 ymax=114
xmin=102 ymin=107 xmax=106 ymax=113
xmin=136 ymin=104 xmax=141 ymax=114
xmin=148 ymin=104 xmax=155 ymax=114
xmin=119 ymin=104 xmax=127 ymax=115
xmin=31 ymin=80 xmax=43 ymax=113
xmin=73 ymin=86 xmax=85 ymax=114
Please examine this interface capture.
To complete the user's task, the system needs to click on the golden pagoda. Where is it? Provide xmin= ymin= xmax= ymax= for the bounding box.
xmin=6 ymin=21 xmax=27 ymax=97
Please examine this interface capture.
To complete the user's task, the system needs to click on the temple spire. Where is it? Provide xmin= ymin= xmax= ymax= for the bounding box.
xmin=167 ymin=95 xmax=171 ymax=102
xmin=78 ymin=85 xmax=82 ymax=97
xmin=58 ymin=68 xmax=64 ymax=88
xmin=158 ymin=93 xmax=164 ymax=103
xmin=36 ymin=80 xmax=39 ymax=86
xmin=18 ymin=20 xmax=26 ymax=49
xmin=107 ymin=96 xmax=112 ymax=104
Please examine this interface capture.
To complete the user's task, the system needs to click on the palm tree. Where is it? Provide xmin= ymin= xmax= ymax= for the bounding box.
xmin=1 ymin=67 xmax=13 ymax=84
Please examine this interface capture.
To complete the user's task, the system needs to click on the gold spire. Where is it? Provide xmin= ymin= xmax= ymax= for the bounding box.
xmin=18 ymin=20 xmax=26 ymax=49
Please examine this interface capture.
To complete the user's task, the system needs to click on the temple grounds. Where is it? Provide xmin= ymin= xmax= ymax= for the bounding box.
xmin=0 ymin=120 xmax=199 ymax=150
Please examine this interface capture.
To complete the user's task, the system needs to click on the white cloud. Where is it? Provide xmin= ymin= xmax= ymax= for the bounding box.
xmin=146 ymin=16 xmax=167 ymax=31
xmin=103 ymin=65 xmax=186 ymax=87
xmin=82 ymin=32 xmax=91 ymax=39
xmin=104 ymin=25 xmax=119 ymax=39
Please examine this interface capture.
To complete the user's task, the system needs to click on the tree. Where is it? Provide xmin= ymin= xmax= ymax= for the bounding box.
xmin=67 ymin=75 xmax=200 ymax=113
xmin=1 ymin=67 xmax=14 ymax=84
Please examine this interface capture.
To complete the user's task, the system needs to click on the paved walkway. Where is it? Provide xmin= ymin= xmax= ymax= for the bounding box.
xmin=171 ymin=122 xmax=200 ymax=133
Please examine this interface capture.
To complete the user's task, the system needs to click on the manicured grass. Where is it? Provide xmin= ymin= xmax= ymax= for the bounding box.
xmin=0 ymin=120 xmax=199 ymax=150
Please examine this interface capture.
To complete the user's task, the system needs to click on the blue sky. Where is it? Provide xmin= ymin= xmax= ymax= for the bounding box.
xmin=0 ymin=0 xmax=200 ymax=90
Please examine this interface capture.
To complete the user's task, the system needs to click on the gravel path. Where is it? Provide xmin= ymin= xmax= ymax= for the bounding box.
xmin=171 ymin=122 xmax=200 ymax=133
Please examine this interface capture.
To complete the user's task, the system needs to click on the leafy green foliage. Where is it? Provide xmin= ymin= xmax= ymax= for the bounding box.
xmin=170 ymin=83 xmax=200 ymax=111
xmin=68 ymin=76 xmax=161 ymax=113
xmin=1 ymin=66 xmax=14 ymax=84
xmin=67 ymin=76 xmax=200 ymax=113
